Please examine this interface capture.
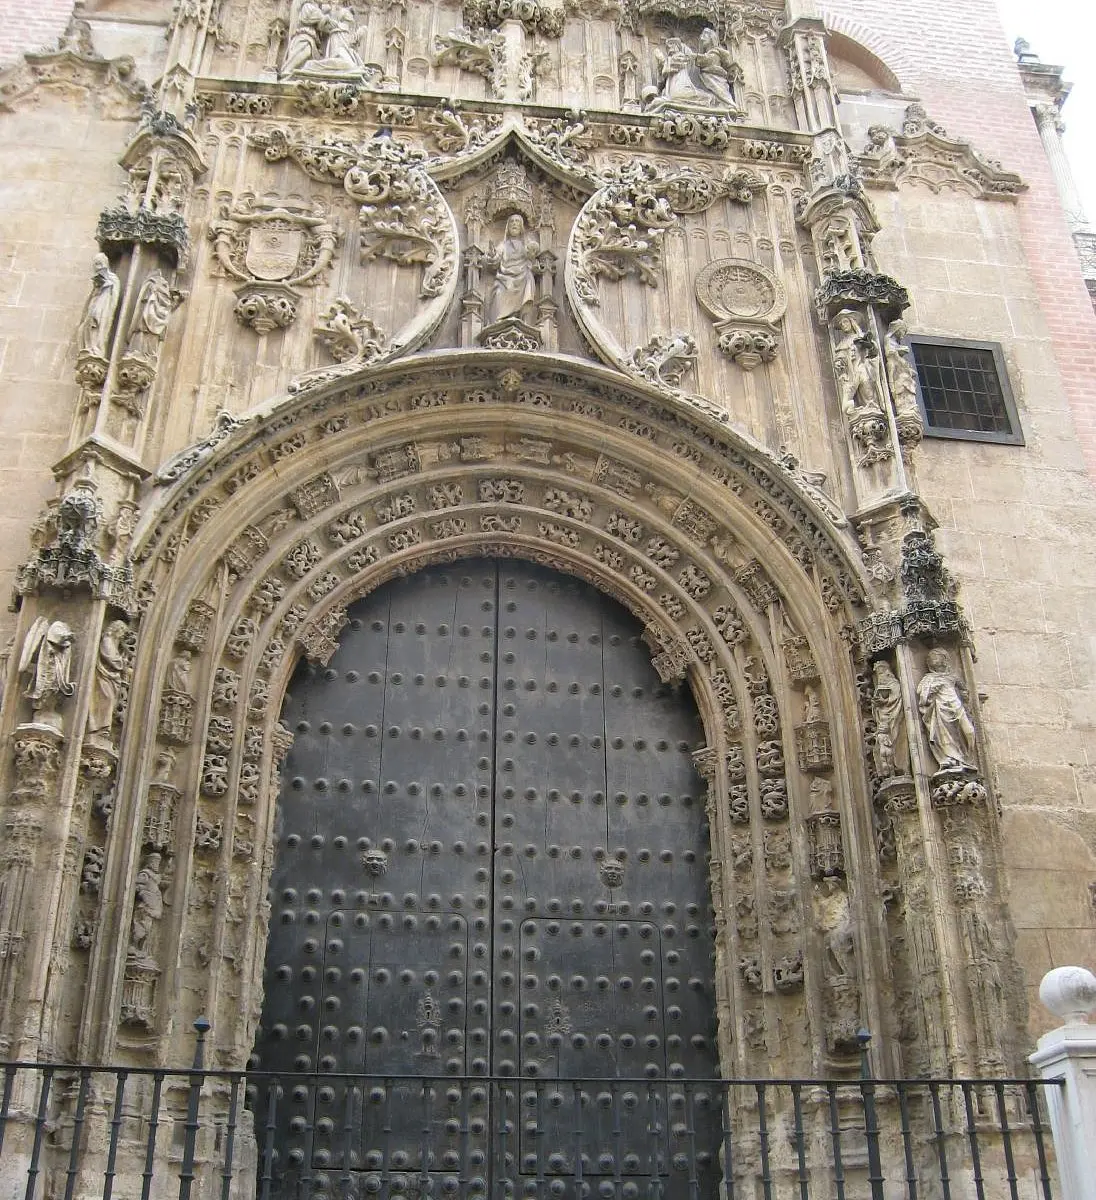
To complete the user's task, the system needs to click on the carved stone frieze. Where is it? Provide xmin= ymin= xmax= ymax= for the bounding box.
xmin=858 ymin=105 xmax=1025 ymax=200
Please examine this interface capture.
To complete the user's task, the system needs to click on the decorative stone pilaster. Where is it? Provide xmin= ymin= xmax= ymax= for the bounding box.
xmin=780 ymin=8 xmax=838 ymax=134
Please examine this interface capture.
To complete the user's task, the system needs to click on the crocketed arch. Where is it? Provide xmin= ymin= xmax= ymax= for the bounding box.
xmin=96 ymin=351 xmax=886 ymax=1070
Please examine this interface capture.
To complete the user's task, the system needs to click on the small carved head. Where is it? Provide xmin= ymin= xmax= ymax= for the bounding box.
xmin=505 ymin=213 xmax=525 ymax=237
xmin=361 ymin=847 xmax=389 ymax=877
xmin=925 ymin=648 xmax=952 ymax=673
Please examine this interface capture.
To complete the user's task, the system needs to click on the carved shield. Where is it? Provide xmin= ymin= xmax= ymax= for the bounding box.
xmin=244 ymin=226 xmax=303 ymax=281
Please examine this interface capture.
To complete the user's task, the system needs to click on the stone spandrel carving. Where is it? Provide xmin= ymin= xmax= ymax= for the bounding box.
xmin=280 ymin=0 xmax=368 ymax=78
xmin=210 ymin=197 xmax=339 ymax=334
xmin=916 ymin=648 xmax=976 ymax=773
xmin=643 ymin=28 xmax=744 ymax=117
xmin=18 ymin=618 xmax=75 ymax=732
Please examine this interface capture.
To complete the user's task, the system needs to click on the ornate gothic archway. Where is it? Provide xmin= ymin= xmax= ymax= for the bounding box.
xmin=2 ymin=351 xmax=1021 ymax=1104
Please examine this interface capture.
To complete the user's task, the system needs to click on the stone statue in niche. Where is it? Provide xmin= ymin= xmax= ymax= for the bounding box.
xmin=871 ymin=659 xmax=909 ymax=778
xmin=802 ymin=683 xmax=823 ymax=723
xmin=128 ymin=852 xmax=165 ymax=965
xmin=883 ymin=319 xmax=925 ymax=447
xmin=644 ymin=29 xmax=742 ymax=113
xmin=166 ymin=649 xmax=193 ymax=694
xmin=486 ymin=214 xmax=539 ymax=325
xmin=281 ymin=0 xmax=366 ymax=77
xmin=809 ymin=775 xmax=835 ymax=814
xmin=832 ymin=311 xmax=885 ymax=417
xmin=917 ymin=648 xmax=977 ymax=771
xmin=18 ymin=618 xmax=75 ymax=730
xmin=124 ymin=271 xmax=175 ymax=361
xmin=818 ymin=876 xmax=855 ymax=980
xmin=77 ymin=254 xmax=121 ymax=360
xmin=87 ymin=619 xmax=128 ymax=745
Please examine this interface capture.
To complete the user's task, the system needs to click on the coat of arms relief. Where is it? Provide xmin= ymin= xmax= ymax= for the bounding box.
xmin=209 ymin=195 xmax=339 ymax=333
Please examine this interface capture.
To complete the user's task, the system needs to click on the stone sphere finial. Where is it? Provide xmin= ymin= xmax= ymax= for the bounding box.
xmin=1040 ymin=966 xmax=1096 ymax=1024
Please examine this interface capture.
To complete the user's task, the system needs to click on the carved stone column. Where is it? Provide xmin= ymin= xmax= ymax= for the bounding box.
xmin=1032 ymin=102 xmax=1089 ymax=230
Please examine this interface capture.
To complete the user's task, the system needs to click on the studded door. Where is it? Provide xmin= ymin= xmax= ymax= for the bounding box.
xmin=252 ymin=561 xmax=720 ymax=1200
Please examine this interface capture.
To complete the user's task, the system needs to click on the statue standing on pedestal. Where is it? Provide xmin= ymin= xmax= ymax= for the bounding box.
xmin=77 ymin=254 xmax=121 ymax=358
xmin=486 ymin=214 xmax=539 ymax=325
xmin=916 ymin=648 xmax=977 ymax=771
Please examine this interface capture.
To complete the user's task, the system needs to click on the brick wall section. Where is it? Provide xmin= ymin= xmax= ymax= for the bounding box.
xmin=825 ymin=0 xmax=1096 ymax=478
xmin=0 ymin=0 xmax=75 ymax=65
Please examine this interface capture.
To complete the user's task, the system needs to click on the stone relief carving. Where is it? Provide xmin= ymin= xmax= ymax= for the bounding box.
xmin=18 ymin=618 xmax=76 ymax=732
xmin=281 ymin=0 xmax=368 ymax=78
xmin=0 ymin=16 xmax=149 ymax=116
xmin=210 ymin=197 xmax=339 ymax=334
xmin=858 ymin=104 xmax=1025 ymax=200
xmin=695 ymin=257 xmax=786 ymax=370
xmin=643 ymin=29 xmax=744 ymax=117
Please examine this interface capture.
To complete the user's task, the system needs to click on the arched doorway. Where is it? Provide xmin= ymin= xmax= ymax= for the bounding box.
xmin=252 ymin=558 xmax=721 ymax=1200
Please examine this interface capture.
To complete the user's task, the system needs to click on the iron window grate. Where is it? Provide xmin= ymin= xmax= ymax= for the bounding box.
xmin=909 ymin=336 xmax=1023 ymax=444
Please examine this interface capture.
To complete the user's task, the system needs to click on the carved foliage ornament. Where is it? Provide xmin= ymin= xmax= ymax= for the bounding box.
xmin=569 ymin=162 xmax=720 ymax=306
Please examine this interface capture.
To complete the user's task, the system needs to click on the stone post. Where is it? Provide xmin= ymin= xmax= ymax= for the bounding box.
xmin=1029 ymin=965 xmax=1096 ymax=1200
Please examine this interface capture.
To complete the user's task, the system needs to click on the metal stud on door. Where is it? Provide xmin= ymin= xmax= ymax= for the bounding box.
xmin=251 ymin=561 xmax=719 ymax=1200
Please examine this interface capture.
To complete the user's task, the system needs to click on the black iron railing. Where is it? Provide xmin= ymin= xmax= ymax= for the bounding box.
xmin=0 ymin=1056 xmax=1063 ymax=1200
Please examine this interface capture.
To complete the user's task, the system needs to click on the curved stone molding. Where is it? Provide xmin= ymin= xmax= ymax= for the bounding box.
xmin=110 ymin=351 xmax=888 ymax=1072
xmin=565 ymin=162 xmax=724 ymax=376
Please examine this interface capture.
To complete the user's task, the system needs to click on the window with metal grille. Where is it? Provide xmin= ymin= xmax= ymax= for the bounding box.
xmin=908 ymin=336 xmax=1023 ymax=444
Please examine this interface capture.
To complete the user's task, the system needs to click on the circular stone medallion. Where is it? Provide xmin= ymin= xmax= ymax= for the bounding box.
xmin=695 ymin=258 xmax=787 ymax=325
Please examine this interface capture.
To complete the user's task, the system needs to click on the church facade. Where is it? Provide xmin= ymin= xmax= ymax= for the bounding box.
xmin=0 ymin=0 xmax=1094 ymax=1195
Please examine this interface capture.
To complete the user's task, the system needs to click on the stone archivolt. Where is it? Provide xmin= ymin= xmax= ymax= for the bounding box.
xmin=116 ymin=351 xmax=882 ymax=1073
